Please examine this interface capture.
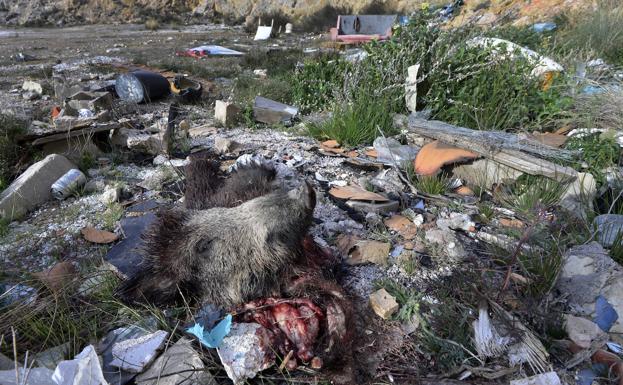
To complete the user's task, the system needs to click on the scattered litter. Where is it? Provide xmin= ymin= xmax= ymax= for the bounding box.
xmin=509 ymin=372 xmax=561 ymax=385
xmin=468 ymin=37 xmax=563 ymax=77
xmin=179 ymin=45 xmax=244 ymax=57
xmin=373 ymin=137 xmax=419 ymax=164
xmin=330 ymin=15 xmax=397 ymax=44
xmin=52 ymin=345 xmax=107 ymax=385
xmin=33 ymin=262 xmax=77 ymax=293
xmin=414 ymin=140 xmax=478 ymax=176
xmin=187 ymin=314 xmax=232 ymax=348
xmin=253 ymin=96 xmax=298 ymax=125
xmin=115 ymin=70 xmax=170 ymax=103
xmin=51 ymin=169 xmax=87 ymax=200
xmin=594 ymin=295 xmax=619 ymax=332
xmin=329 ymin=185 xmax=388 ymax=202
xmin=0 ymin=367 xmax=55 ymax=385
xmin=110 ymin=330 xmax=169 ymax=373
xmin=81 ymin=226 xmax=119 ymax=244
xmin=217 ymin=323 xmax=275 ymax=384
xmin=254 ymin=19 xmax=273 ymax=41
xmin=532 ymin=22 xmax=556 ymax=33
xmin=170 ymin=75 xmax=202 ymax=103
xmin=135 ymin=337 xmax=215 ymax=385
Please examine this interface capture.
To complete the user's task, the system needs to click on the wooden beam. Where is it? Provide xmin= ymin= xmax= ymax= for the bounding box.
xmin=407 ymin=118 xmax=577 ymax=182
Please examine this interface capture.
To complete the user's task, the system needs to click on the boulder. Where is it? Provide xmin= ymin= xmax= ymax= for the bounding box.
xmin=0 ymin=154 xmax=75 ymax=220
xmin=214 ymin=100 xmax=240 ymax=127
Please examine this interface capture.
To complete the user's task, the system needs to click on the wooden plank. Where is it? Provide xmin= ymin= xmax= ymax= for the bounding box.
xmin=407 ymin=118 xmax=577 ymax=182
xmin=31 ymin=123 xmax=119 ymax=146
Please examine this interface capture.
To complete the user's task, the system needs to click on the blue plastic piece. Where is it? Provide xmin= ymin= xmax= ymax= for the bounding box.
xmin=532 ymin=22 xmax=557 ymax=33
xmin=577 ymin=368 xmax=596 ymax=385
xmin=594 ymin=295 xmax=618 ymax=332
xmin=187 ymin=314 xmax=232 ymax=348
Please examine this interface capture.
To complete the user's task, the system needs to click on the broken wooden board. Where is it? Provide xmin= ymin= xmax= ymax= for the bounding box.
xmin=407 ymin=117 xmax=577 ymax=182
xmin=31 ymin=123 xmax=119 ymax=146
xmin=329 ymin=185 xmax=389 ymax=202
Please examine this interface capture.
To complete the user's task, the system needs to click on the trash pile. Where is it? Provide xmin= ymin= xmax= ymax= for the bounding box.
xmin=1 ymin=4 xmax=623 ymax=385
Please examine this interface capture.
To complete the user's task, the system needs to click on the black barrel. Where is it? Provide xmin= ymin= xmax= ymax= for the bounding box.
xmin=115 ymin=70 xmax=170 ymax=103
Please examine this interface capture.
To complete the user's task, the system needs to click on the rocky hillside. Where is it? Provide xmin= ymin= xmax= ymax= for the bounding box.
xmin=0 ymin=0 xmax=590 ymax=28
xmin=0 ymin=0 xmax=418 ymax=27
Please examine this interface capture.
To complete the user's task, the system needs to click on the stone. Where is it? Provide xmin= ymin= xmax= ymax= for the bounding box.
xmin=384 ymin=215 xmax=418 ymax=240
xmin=100 ymin=186 xmax=121 ymax=205
xmin=0 ymin=154 xmax=75 ymax=220
xmin=425 ymin=228 xmax=467 ymax=261
xmin=437 ymin=212 xmax=476 ymax=232
xmin=564 ymin=315 xmax=607 ymax=349
xmin=126 ymin=133 xmax=162 ymax=155
xmin=214 ymin=136 xmax=240 ymax=154
xmin=404 ymin=64 xmax=419 ymax=113
xmin=215 ymin=100 xmax=241 ymax=126
xmin=345 ymin=200 xmax=400 ymax=214
xmin=22 ymin=79 xmax=43 ymax=95
xmin=217 ymin=323 xmax=274 ymax=384
xmin=0 ymin=353 xmax=15 ymax=371
xmin=369 ymin=288 xmax=399 ymax=319
xmin=136 ymin=337 xmax=216 ymax=385
xmin=41 ymin=137 xmax=103 ymax=164
xmin=34 ymin=343 xmax=70 ymax=369
xmin=556 ymin=242 xmax=623 ymax=344
xmin=509 ymin=372 xmax=561 ymax=385
xmin=593 ymin=214 xmax=623 ymax=248
xmin=0 ymin=367 xmax=55 ymax=385
xmin=452 ymin=158 xmax=522 ymax=189
xmin=345 ymin=240 xmax=391 ymax=266
xmin=560 ymin=172 xmax=596 ymax=219
xmin=65 ymin=91 xmax=112 ymax=113
xmin=110 ymin=330 xmax=169 ymax=373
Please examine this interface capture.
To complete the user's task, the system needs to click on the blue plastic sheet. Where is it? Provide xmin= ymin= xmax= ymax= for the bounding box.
xmin=187 ymin=314 xmax=232 ymax=348
xmin=594 ymin=295 xmax=618 ymax=332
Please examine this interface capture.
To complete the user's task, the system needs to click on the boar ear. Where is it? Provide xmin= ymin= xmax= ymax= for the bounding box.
xmin=304 ymin=180 xmax=316 ymax=210
xmin=287 ymin=181 xmax=316 ymax=210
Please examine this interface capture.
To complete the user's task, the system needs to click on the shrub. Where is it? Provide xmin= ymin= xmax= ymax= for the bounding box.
xmin=145 ymin=18 xmax=160 ymax=31
xmin=306 ymin=95 xmax=395 ymax=146
xmin=290 ymin=55 xmax=348 ymax=113
xmin=0 ymin=114 xmax=27 ymax=190
xmin=557 ymin=0 xmax=623 ymax=65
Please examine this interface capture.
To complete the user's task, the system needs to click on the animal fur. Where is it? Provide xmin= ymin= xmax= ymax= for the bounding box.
xmin=184 ymin=152 xmax=277 ymax=210
xmin=117 ymin=178 xmax=316 ymax=307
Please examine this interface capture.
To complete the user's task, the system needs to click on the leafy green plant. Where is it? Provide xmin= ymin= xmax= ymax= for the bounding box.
xmin=374 ymin=279 xmax=420 ymax=323
xmin=306 ymin=95 xmax=395 ymax=146
xmin=404 ymin=163 xmax=449 ymax=195
xmin=566 ymin=134 xmax=621 ymax=184
xmin=99 ymin=202 xmax=124 ymax=231
xmin=290 ymin=56 xmax=348 ymax=113
xmin=610 ymin=232 xmax=623 ymax=265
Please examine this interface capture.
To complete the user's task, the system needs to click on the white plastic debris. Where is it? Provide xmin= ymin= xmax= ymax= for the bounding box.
xmin=468 ymin=37 xmax=563 ymax=77
xmin=109 ymin=330 xmax=168 ymax=373
xmin=0 ymin=367 xmax=55 ymax=385
xmin=52 ymin=345 xmax=108 ymax=385
xmin=473 ymin=304 xmax=511 ymax=357
xmin=217 ymin=323 xmax=275 ymax=384
xmin=510 ymin=372 xmax=561 ymax=385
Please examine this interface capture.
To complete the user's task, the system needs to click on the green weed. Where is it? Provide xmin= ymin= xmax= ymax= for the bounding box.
xmin=290 ymin=56 xmax=347 ymax=113
xmin=374 ymin=279 xmax=420 ymax=323
xmin=306 ymin=96 xmax=395 ymax=146
xmin=0 ymin=114 xmax=28 ymax=189
xmin=0 ymin=218 xmax=9 ymax=238
xmin=566 ymin=134 xmax=621 ymax=184
xmin=500 ymin=175 xmax=567 ymax=218
xmin=99 ymin=202 xmax=124 ymax=231
xmin=404 ymin=163 xmax=449 ymax=195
